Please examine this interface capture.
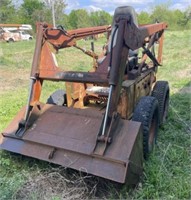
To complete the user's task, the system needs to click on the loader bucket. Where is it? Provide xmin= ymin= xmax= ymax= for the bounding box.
xmin=0 ymin=103 xmax=143 ymax=184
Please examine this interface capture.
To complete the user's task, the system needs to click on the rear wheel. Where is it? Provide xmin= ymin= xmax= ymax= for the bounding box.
xmin=46 ymin=89 xmax=67 ymax=106
xmin=132 ymin=96 xmax=159 ymax=159
xmin=152 ymin=81 xmax=169 ymax=125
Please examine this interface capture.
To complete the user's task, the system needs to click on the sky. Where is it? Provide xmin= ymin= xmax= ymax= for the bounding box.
xmin=65 ymin=0 xmax=191 ymax=14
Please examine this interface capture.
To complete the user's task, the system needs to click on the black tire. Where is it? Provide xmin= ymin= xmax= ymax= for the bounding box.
xmin=151 ymin=81 xmax=169 ymax=125
xmin=132 ymin=96 xmax=159 ymax=159
xmin=8 ymin=38 xmax=14 ymax=43
xmin=47 ymin=89 xmax=67 ymax=106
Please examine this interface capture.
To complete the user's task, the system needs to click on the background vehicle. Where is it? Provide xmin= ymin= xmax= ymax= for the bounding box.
xmin=0 ymin=24 xmax=33 ymax=42
xmin=1 ymin=30 xmax=33 ymax=42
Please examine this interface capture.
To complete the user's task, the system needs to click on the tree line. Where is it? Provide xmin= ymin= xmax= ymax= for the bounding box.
xmin=0 ymin=0 xmax=190 ymax=32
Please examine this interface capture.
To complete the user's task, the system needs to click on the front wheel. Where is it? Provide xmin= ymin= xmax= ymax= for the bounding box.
xmin=132 ymin=96 xmax=159 ymax=159
xmin=46 ymin=89 xmax=67 ymax=106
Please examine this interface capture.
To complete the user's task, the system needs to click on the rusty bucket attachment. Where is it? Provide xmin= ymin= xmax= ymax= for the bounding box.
xmin=0 ymin=103 xmax=143 ymax=184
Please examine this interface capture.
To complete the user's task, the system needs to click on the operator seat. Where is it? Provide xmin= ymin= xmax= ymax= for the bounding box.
xmin=111 ymin=6 xmax=139 ymax=71
xmin=89 ymin=6 xmax=140 ymax=99
xmin=98 ymin=6 xmax=139 ymax=71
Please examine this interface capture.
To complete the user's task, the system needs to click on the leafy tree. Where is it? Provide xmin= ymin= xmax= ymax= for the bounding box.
xmin=90 ymin=11 xmax=112 ymax=26
xmin=69 ymin=9 xmax=91 ymax=29
xmin=44 ymin=0 xmax=67 ymax=25
xmin=61 ymin=14 xmax=71 ymax=29
xmin=20 ymin=0 xmax=45 ymax=25
xmin=0 ymin=0 xmax=16 ymax=23
xmin=138 ymin=11 xmax=151 ymax=25
xmin=69 ymin=9 xmax=111 ymax=29
xmin=180 ymin=7 xmax=191 ymax=28
xmin=19 ymin=0 xmax=68 ymax=28
xmin=150 ymin=3 xmax=190 ymax=30
xmin=76 ymin=9 xmax=91 ymax=28
xmin=1 ymin=1 xmax=190 ymax=31
xmin=98 ymin=10 xmax=111 ymax=25
xmin=150 ymin=3 xmax=172 ymax=23
xmin=173 ymin=9 xmax=185 ymax=28
xmin=90 ymin=12 xmax=100 ymax=26
xmin=68 ymin=10 xmax=78 ymax=29
xmin=150 ymin=3 xmax=179 ymax=30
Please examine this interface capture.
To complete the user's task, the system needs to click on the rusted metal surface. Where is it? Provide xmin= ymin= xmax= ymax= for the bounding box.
xmin=0 ymin=6 xmax=168 ymax=184
xmin=46 ymin=25 xmax=111 ymax=49
xmin=157 ymin=30 xmax=165 ymax=64
xmin=1 ymin=104 xmax=142 ymax=183
xmin=65 ymin=82 xmax=87 ymax=108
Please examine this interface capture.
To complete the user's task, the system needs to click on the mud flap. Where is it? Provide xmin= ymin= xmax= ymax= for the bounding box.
xmin=0 ymin=104 xmax=143 ymax=184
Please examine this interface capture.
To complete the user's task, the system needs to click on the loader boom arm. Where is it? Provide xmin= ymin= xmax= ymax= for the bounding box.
xmin=42 ymin=24 xmax=111 ymax=49
xmin=26 ymin=7 xmax=168 ymax=140
xmin=24 ymin=11 xmax=167 ymax=150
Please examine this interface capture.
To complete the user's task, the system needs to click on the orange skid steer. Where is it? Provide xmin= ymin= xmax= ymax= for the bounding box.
xmin=0 ymin=6 xmax=169 ymax=184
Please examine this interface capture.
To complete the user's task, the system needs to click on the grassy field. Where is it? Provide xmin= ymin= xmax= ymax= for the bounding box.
xmin=0 ymin=30 xmax=190 ymax=199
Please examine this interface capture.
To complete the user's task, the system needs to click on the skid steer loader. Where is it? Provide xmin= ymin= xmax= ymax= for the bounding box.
xmin=0 ymin=6 xmax=169 ymax=184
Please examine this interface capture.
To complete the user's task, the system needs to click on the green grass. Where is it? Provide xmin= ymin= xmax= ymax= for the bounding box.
xmin=0 ymin=40 xmax=34 ymax=69
xmin=0 ymin=31 xmax=190 ymax=199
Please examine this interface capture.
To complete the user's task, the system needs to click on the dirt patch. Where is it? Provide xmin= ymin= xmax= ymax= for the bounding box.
xmin=179 ymin=86 xmax=191 ymax=94
xmin=12 ymin=167 xmax=114 ymax=200
xmin=175 ymin=65 xmax=191 ymax=79
xmin=171 ymin=86 xmax=191 ymax=95
xmin=0 ymin=68 xmax=29 ymax=93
